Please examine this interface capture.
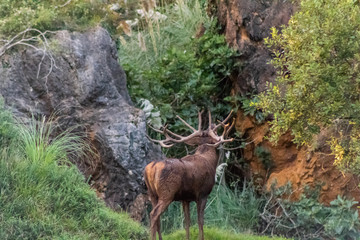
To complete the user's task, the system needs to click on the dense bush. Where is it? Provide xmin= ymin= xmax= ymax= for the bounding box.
xmin=125 ymin=24 xmax=238 ymax=130
xmin=260 ymin=185 xmax=360 ymax=239
xmin=0 ymin=0 xmax=103 ymax=35
xmin=259 ymin=0 xmax=360 ymax=173
xmin=119 ymin=0 xmax=239 ymax=157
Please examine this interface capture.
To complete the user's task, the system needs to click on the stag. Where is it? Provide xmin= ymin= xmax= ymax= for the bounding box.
xmin=144 ymin=110 xmax=234 ymax=240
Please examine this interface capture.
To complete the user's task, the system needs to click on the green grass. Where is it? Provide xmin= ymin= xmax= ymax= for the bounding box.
xmin=164 ymin=227 xmax=290 ymax=240
xmin=0 ymin=0 xmax=107 ymax=36
xmin=151 ymin=182 xmax=262 ymax=235
xmin=0 ymin=103 xmax=147 ymax=239
xmin=119 ymin=0 xmax=208 ymax=71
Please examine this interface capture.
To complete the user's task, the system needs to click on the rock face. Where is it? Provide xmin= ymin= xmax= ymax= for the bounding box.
xmin=235 ymin=111 xmax=360 ymax=204
xmin=0 ymin=27 xmax=162 ymax=209
xmin=209 ymin=0 xmax=295 ymax=94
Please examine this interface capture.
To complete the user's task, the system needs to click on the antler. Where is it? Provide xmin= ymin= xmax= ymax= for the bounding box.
xmin=207 ymin=110 xmax=235 ymax=147
xmin=147 ymin=111 xmax=204 ymax=147
xmin=146 ymin=124 xmax=175 ymax=148
xmin=148 ymin=110 xmax=234 ymax=148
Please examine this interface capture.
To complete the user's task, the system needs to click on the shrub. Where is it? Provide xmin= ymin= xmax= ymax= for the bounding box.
xmin=224 ymin=94 xmax=264 ymax=123
xmin=119 ymin=0 xmax=239 ymax=157
xmin=125 ymin=26 xmax=237 ymax=125
xmin=0 ymin=0 xmax=104 ymax=35
xmin=260 ymin=185 xmax=360 ymax=239
xmin=258 ymin=0 xmax=360 ymax=173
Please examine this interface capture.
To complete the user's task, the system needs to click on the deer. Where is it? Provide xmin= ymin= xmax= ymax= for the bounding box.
xmin=144 ymin=110 xmax=234 ymax=240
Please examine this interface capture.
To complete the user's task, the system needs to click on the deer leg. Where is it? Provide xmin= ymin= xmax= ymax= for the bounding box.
xmin=182 ymin=201 xmax=191 ymax=240
xmin=149 ymin=195 xmax=163 ymax=240
xmin=156 ymin=218 xmax=162 ymax=240
xmin=150 ymin=199 xmax=171 ymax=240
xmin=196 ymin=197 xmax=207 ymax=240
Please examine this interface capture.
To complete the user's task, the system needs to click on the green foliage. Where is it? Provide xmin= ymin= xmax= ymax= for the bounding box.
xmin=127 ymin=29 xmax=236 ymax=121
xmin=0 ymin=0 xmax=144 ymax=41
xmin=0 ymin=107 xmax=147 ymax=239
xmin=225 ymin=94 xmax=264 ymax=123
xmin=0 ymin=98 xmax=16 ymax=148
xmin=258 ymin=0 xmax=360 ymax=172
xmin=326 ymin=196 xmax=359 ymax=238
xmin=119 ymin=0 xmax=207 ymax=71
xmin=330 ymin=123 xmax=360 ymax=174
xmin=205 ymin=182 xmax=262 ymax=232
xmin=261 ymin=185 xmax=360 ymax=239
xmin=119 ymin=0 xmax=238 ymax=157
xmin=164 ymin=226 xmax=290 ymax=240
xmin=124 ymin=23 xmax=238 ymax=132
xmin=0 ymin=0 xmax=106 ymax=35
xmin=16 ymin=115 xmax=85 ymax=167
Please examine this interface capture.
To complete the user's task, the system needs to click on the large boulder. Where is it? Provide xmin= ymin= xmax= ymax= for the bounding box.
xmin=0 ymin=27 xmax=162 ymax=209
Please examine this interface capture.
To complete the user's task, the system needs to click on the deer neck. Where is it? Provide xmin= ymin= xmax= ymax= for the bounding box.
xmin=195 ymin=145 xmax=219 ymax=168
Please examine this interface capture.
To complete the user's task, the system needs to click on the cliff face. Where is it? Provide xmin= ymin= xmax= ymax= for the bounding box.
xmin=211 ymin=0 xmax=360 ymax=202
xmin=236 ymin=111 xmax=360 ymax=204
xmin=210 ymin=0 xmax=295 ymax=95
xmin=0 ymin=27 xmax=162 ymax=210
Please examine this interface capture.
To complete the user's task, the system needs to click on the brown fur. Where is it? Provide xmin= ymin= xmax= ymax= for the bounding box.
xmin=144 ymin=145 xmax=219 ymax=240
xmin=144 ymin=111 xmax=234 ymax=240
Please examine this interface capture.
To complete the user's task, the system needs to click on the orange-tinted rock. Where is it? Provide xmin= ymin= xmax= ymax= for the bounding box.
xmin=236 ymin=110 xmax=360 ymax=205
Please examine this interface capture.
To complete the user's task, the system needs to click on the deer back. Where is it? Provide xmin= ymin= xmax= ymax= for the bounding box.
xmin=145 ymin=145 xmax=218 ymax=202
xmin=145 ymin=110 xmax=234 ymax=202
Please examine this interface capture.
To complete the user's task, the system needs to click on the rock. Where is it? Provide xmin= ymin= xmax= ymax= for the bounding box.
xmin=0 ymin=27 xmax=162 ymax=209
xmin=209 ymin=0 xmax=295 ymax=94
xmin=234 ymin=110 xmax=360 ymax=204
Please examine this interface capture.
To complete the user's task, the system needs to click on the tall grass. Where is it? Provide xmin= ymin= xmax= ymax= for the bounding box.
xmin=0 ymin=104 xmax=147 ymax=239
xmin=145 ymin=182 xmax=263 ymax=235
xmin=17 ymin=115 xmax=85 ymax=166
xmin=119 ymin=0 xmax=209 ymax=72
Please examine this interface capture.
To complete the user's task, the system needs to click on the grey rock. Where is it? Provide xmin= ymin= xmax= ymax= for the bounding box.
xmin=0 ymin=27 xmax=162 ymax=209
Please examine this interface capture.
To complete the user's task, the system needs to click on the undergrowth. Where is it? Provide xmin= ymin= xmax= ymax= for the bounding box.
xmin=119 ymin=0 xmax=239 ymax=157
xmin=260 ymin=184 xmax=360 ymax=239
xmin=0 ymin=0 xmax=105 ymax=35
xmin=0 ymin=102 xmax=147 ymax=239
